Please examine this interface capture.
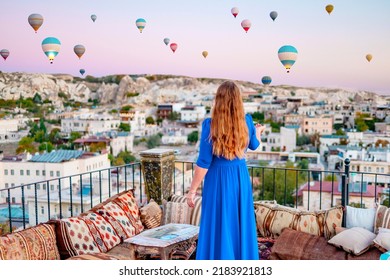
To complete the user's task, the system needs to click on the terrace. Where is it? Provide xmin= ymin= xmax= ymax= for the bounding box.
xmin=0 ymin=149 xmax=389 ymax=259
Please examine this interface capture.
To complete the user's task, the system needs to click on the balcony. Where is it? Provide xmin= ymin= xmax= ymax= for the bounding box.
xmin=1 ymin=151 xmax=389 ymax=235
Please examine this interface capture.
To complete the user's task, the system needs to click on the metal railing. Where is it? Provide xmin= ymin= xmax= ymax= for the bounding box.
xmin=0 ymin=162 xmax=143 ymax=234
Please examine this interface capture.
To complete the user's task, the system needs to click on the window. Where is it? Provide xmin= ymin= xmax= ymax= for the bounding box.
xmin=27 ymin=185 xmax=31 ymax=190
xmin=11 ymin=197 xmax=15 ymax=203
xmin=11 ymin=169 xmax=14 ymax=175
xmin=11 ymin=183 xmax=15 ymax=188
xmin=36 ymin=170 xmax=40 ymax=176
xmin=20 ymin=170 xmax=24 ymax=176
xmin=4 ymin=169 xmax=8 ymax=175
xmin=5 ymin=183 xmax=9 ymax=188
xmin=368 ymin=167 xmax=371 ymax=172
xmin=27 ymin=170 xmax=30 ymax=176
xmin=37 ymin=184 xmax=40 ymax=190
xmin=50 ymin=171 xmax=54 ymax=177
xmin=381 ymin=167 xmax=385 ymax=173
xmin=50 ymin=185 xmax=54 ymax=191
xmin=42 ymin=170 xmax=46 ymax=176
xmin=56 ymin=171 xmax=60 ymax=177
xmin=43 ymin=184 xmax=46 ymax=191
xmin=41 ymin=206 xmax=44 ymax=215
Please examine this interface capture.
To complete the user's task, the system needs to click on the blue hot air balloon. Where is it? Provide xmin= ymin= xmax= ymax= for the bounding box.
xmin=80 ymin=69 xmax=86 ymax=76
xmin=41 ymin=37 xmax=61 ymax=64
xmin=136 ymin=18 xmax=146 ymax=33
xmin=270 ymin=11 xmax=278 ymax=21
xmin=278 ymin=45 xmax=298 ymax=73
xmin=261 ymin=76 xmax=272 ymax=85
xmin=163 ymin=38 xmax=170 ymax=46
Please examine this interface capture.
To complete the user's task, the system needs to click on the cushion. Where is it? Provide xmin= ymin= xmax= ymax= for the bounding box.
xmin=170 ymin=194 xmax=202 ymax=226
xmin=79 ymin=212 xmax=121 ymax=251
xmin=327 ymin=227 xmax=376 ymax=256
xmin=0 ymin=223 xmax=60 ymax=260
xmin=51 ymin=217 xmax=102 ymax=259
xmin=373 ymin=227 xmax=390 ymax=252
xmin=140 ymin=199 xmax=162 ymax=229
xmin=161 ymin=200 xmax=190 ymax=225
xmin=323 ymin=206 xmax=343 ymax=240
xmin=345 ymin=206 xmax=376 ymax=232
xmin=270 ymin=227 xmax=347 ymax=260
xmin=374 ymin=205 xmax=390 ymax=233
xmin=296 ymin=210 xmax=325 ymax=237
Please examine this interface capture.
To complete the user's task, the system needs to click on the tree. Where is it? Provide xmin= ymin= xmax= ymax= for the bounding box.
xmin=147 ymin=134 xmax=161 ymax=149
xmin=32 ymin=93 xmax=42 ymax=104
xmin=49 ymin=128 xmax=62 ymax=144
xmin=119 ymin=123 xmax=131 ymax=132
xmin=187 ymin=131 xmax=199 ymax=144
xmin=146 ymin=116 xmax=155 ymax=125
xmin=89 ymin=142 xmax=107 ymax=153
xmin=335 ymin=128 xmax=345 ymax=136
xmin=16 ymin=137 xmax=37 ymax=154
xmin=38 ymin=142 xmax=54 ymax=153
xmin=251 ymin=112 xmax=265 ymax=123
xmin=69 ymin=131 xmax=82 ymax=143
xmin=117 ymin=151 xmax=137 ymax=164
xmin=168 ymin=111 xmax=180 ymax=121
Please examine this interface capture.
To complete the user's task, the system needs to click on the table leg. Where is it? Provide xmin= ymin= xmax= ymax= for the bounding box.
xmin=159 ymin=247 xmax=169 ymax=260
xmin=128 ymin=244 xmax=137 ymax=260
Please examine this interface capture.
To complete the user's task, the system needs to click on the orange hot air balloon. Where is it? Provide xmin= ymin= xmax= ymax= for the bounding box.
xmin=366 ymin=54 xmax=373 ymax=62
xmin=170 ymin=43 xmax=178 ymax=53
xmin=325 ymin=4 xmax=334 ymax=15
xmin=202 ymin=51 xmax=208 ymax=58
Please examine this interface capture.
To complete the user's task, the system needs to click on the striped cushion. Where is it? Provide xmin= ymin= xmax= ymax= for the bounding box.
xmin=140 ymin=199 xmax=162 ymax=229
xmin=0 ymin=223 xmax=60 ymax=260
xmin=171 ymin=194 xmax=202 ymax=226
xmin=161 ymin=200 xmax=190 ymax=225
xmin=374 ymin=205 xmax=390 ymax=233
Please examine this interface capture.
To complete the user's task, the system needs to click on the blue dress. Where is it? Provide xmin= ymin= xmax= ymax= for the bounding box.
xmin=195 ymin=114 xmax=260 ymax=260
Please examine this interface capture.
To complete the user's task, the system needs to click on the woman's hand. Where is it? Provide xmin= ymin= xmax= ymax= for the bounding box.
xmin=255 ymin=123 xmax=266 ymax=140
xmin=186 ymin=191 xmax=196 ymax=208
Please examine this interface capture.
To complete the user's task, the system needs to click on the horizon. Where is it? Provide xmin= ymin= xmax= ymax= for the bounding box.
xmin=0 ymin=0 xmax=389 ymax=95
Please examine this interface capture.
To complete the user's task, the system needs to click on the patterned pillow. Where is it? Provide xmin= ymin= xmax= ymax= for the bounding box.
xmin=328 ymin=227 xmax=376 ymax=256
xmin=52 ymin=217 xmax=101 ymax=259
xmin=323 ymin=206 xmax=343 ymax=240
xmin=373 ymin=227 xmax=390 ymax=253
xmin=93 ymin=201 xmax=137 ymax=240
xmin=254 ymin=202 xmax=275 ymax=237
xmin=140 ymin=199 xmax=162 ymax=229
xmin=0 ymin=223 xmax=60 ymax=260
xmin=296 ymin=210 xmax=325 ymax=237
xmin=79 ymin=212 xmax=121 ymax=251
xmin=170 ymin=194 xmax=202 ymax=226
xmin=374 ymin=205 xmax=390 ymax=233
xmin=161 ymin=200 xmax=190 ymax=225
xmin=112 ymin=191 xmax=144 ymax=234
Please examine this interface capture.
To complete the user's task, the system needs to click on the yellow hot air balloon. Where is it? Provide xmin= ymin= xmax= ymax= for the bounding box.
xmin=325 ymin=4 xmax=334 ymax=15
xmin=366 ymin=54 xmax=373 ymax=62
xmin=202 ymin=51 xmax=208 ymax=58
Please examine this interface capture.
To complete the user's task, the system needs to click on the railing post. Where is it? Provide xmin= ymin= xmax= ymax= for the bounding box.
xmin=341 ymin=158 xmax=350 ymax=227
xmin=140 ymin=148 xmax=175 ymax=204
xmin=344 ymin=158 xmax=350 ymax=206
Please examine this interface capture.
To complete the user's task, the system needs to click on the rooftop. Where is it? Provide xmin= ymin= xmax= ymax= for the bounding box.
xmin=30 ymin=150 xmax=84 ymax=163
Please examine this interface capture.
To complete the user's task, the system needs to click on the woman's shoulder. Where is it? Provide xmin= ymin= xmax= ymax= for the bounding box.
xmin=245 ymin=113 xmax=254 ymax=123
xmin=202 ymin=117 xmax=211 ymax=126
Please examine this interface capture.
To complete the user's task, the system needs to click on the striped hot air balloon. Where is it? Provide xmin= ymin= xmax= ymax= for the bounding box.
xmin=0 ymin=49 xmax=10 ymax=61
xmin=74 ymin=44 xmax=86 ymax=59
xmin=136 ymin=18 xmax=146 ymax=33
xmin=28 ymin=13 xmax=44 ymax=33
xmin=41 ymin=37 xmax=61 ymax=64
xmin=278 ymin=45 xmax=298 ymax=73
xmin=241 ymin=19 xmax=251 ymax=33
xmin=261 ymin=76 xmax=272 ymax=85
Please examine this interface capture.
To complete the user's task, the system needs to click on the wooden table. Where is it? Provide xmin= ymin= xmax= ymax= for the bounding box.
xmin=124 ymin=223 xmax=199 ymax=260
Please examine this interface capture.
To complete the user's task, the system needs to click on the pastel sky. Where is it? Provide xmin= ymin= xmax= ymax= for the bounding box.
xmin=1 ymin=0 xmax=389 ymax=95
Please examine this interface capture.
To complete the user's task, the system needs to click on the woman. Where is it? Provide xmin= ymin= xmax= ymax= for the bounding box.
xmin=186 ymin=80 xmax=265 ymax=260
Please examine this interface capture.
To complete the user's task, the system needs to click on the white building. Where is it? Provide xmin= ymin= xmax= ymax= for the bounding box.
xmin=61 ymin=114 xmax=120 ymax=135
xmin=180 ymin=106 xmax=206 ymax=122
xmin=256 ymin=126 xmax=296 ymax=153
xmin=0 ymin=117 xmax=31 ymax=143
xmin=0 ymin=150 xmax=111 ymax=206
xmin=319 ymin=135 xmax=348 ymax=157
xmin=161 ymin=130 xmax=188 ymax=145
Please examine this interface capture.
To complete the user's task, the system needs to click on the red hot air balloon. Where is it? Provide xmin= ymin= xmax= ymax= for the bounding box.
xmin=170 ymin=43 xmax=178 ymax=53
xmin=241 ymin=19 xmax=251 ymax=33
xmin=231 ymin=7 xmax=239 ymax=18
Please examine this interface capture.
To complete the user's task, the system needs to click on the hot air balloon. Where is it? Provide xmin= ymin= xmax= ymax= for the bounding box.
xmin=202 ymin=51 xmax=208 ymax=58
xmin=278 ymin=45 xmax=298 ymax=73
xmin=366 ymin=54 xmax=373 ymax=62
xmin=28 ymin=13 xmax=44 ymax=33
xmin=74 ymin=45 xmax=86 ymax=59
xmin=91 ymin=14 xmax=97 ymax=22
xmin=231 ymin=7 xmax=239 ymax=18
xmin=270 ymin=11 xmax=278 ymax=21
xmin=163 ymin=38 xmax=170 ymax=46
xmin=80 ymin=69 xmax=86 ymax=76
xmin=41 ymin=37 xmax=61 ymax=64
xmin=0 ymin=49 xmax=10 ymax=61
xmin=241 ymin=19 xmax=251 ymax=33
xmin=170 ymin=43 xmax=178 ymax=53
xmin=325 ymin=4 xmax=334 ymax=15
xmin=261 ymin=76 xmax=272 ymax=85
xmin=136 ymin=18 xmax=146 ymax=33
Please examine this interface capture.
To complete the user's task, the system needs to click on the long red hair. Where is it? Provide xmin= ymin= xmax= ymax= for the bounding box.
xmin=210 ymin=81 xmax=248 ymax=160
